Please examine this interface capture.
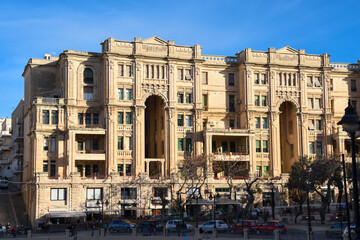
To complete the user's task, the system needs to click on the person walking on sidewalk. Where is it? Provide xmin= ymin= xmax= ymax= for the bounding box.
xmin=91 ymin=223 xmax=95 ymax=237
xmin=11 ymin=225 xmax=16 ymax=238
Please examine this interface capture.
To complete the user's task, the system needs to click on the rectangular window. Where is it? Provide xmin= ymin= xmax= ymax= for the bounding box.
xmin=307 ymin=76 xmax=313 ymax=87
xmin=93 ymin=139 xmax=99 ymax=150
xmin=156 ymin=66 xmax=160 ymax=79
xmin=121 ymin=188 xmax=137 ymax=199
xmin=125 ymin=112 xmax=132 ymax=124
xmin=229 ymin=119 xmax=235 ymax=128
xmin=126 ymin=89 xmax=132 ymax=100
xmin=262 ymin=117 xmax=268 ymax=129
xmin=42 ymin=110 xmax=49 ymax=124
xmin=290 ymin=144 xmax=294 ymax=157
xmin=185 ymin=69 xmax=191 ymax=80
xmin=185 ymin=138 xmax=192 ymax=152
xmin=202 ymin=94 xmax=208 ymax=108
xmin=43 ymin=162 xmax=48 ymax=172
xmin=229 ymin=95 xmax=235 ymax=112
xmin=261 ymin=96 xmax=267 ymax=106
xmin=261 ymin=74 xmax=266 ymax=84
xmin=126 ymin=65 xmax=132 ymax=77
xmin=228 ymin=73 xmax=235 ymax=86
xmin=118 ymin=112 xmax=124 ymax=124
xmin=151 ymin=65 xmax=154 ymax=78
xmin=330 ymin=79 xmax=333 ymax=91
xmin=118 ymin=164 xmax=124 ymax=176
xmin=78 ymin=140 xmax=83 ymax=151
xmin=254 ymin=73 xmax=259 ymax=84
xmin=256 ymin=166 xmax=261 ymax=177
xmin=118 ymin=137 xmax=123 ymax=150
xmin=352 ymin=100 xmax=357 ymax=109
xmin=230 ymin=141 xmax=235 ymax=152
xmin=162 ymin=66 xmax=165 ymax=79
xmin=212 ymin=141 xmax=217 ymax=153
xmin=202 ymin=72 xmax=208 ymax=85
xmin=308 ymin=98 xmax=314 ymax=109
xmin=93 ymin=113 xmax=99 ymax=125
xmin=264 ymin=166 xmax=269 ymax=177
xmin=178 ymin=69 xmax=183 ymax=80
xmin=85 ymin=113 xmax=91 ymax=124
xmin=50 ymin=188 xmax=66 ymax=201
xmin=315 ymin=98 xmax=321 ymax=109
xmin=51 ymin=137 xmax=56 ymax=151
xmin=86 ymin=188 xmax=102 ymax=200
xmin=177 ymin=114 xmax=184 ymax=126
xmin=314 ymin=77 xmax=321 ymax=87
xmin=255 ymin=117 xmax=260 ymax=129
xmin=185 ymin=93 xmax=192 ymax=103
xmin=162 ymin=141 xmax=164 ymax=154
xmin=78 ymin=113 xmax=83 ymax=125
xmin=84 ymin=86 xmax=94 ymax=100
xmin=77 ymin=165 xmax=82 ymax=176
xmin=254 ymin=95 xmax=260 ymax=106
xmin=263 ymin=140 xmax=268 ymax=153
xmin=316 ymin=141 xmax=323 ymax=154
xmin=309 ymin=142 xmax=315 ymax=154
xmin=126 ymin=137 xmax=132 ymax=150
xmin=125 ymin=164 xmax=131 ymax=176
xmin=44 ymin=137 xmax=49 ymax=150
xmin=316 ymin=119 xmax=322 ymax=130
xmin=51 ymin=110 xmax=58 ymax=124
xmin=84 ymin=165 xmax=90 ymax=176
xmin=118 ymin=88 xmax=124 ymax=100
xmin=178 ymin=93 xmax=184 ymax=103
xmin=256 ymin=140 xmax=261 ymax=153
xmin=278 ymin=73 xmax=282 ymax=86
xmin=351 ymin=80 xmax=357 ymax=91
xmin=185 ymin=115 xmax=192 ymax=127
xmin=50 ymin=164 xmax=56 ymax=177
xmin=119 ymin=65 xmax=124 ymax=76
xmin=178 ymin=138 xmax=184 ymax=151
xmin=289 ymin=121 xmax=293 ymax=134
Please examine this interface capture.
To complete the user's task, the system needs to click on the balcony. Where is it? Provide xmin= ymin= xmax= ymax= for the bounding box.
xmin=12 ymin=132 xmax=24 ymax=142
xmin=177 ymin=126 xmax=193 ymax=133
xmin=33 ymin=97 xmax=64 ymax=105
xmin=12 ymin=148 xmax=24 ymax=158
xmin=75 ymin=150 xmax=106 ymax=161
xmin=213 ymin=152 xmax=250 ymax=161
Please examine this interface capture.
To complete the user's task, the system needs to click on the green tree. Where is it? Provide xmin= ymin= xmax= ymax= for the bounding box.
xmin=286 ymin=156 xmax=311 ymax=223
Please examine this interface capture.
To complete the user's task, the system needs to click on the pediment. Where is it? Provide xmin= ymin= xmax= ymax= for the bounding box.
xmin=276 ymin=46 xmax=299 ymax=54
xmin=142 ymin=36 xmax=168 ymax=45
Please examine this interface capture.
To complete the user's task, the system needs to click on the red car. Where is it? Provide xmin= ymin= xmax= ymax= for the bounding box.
xmin=230 ymin=220 xmax=258 ymax=233
xmin=256 ymin=221 xmax=286 ymax=234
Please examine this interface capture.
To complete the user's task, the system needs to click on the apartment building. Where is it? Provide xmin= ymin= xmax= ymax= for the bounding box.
xmin=20 ymin=37 xmax=360 ymax=227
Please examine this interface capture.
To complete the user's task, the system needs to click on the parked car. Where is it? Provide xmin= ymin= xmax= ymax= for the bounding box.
xmin=256 ymin=221 xmax=286 ymax=234
xmin=165 ymin=220 xmax=193 ymax=232
xmin=199 ymin=220 xmax=228 ymax=233
xmin=342 ymin=225 xmax=355 ymax=240
xmin=137 ymin=220 xmax=163 ymax=233
xmin=0 ymin=178 xmax=8 ymax=188
xmin=230 ymin=220 xmax=258 ymax=233
xmin=109 ymin=219 xmax=136 ymax=233
xmin=326 ymin=222 xmax=347 ymax=238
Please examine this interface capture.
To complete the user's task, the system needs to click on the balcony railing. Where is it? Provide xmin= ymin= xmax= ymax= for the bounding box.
xmin=213 ymin=152 xmax=250 ymax=161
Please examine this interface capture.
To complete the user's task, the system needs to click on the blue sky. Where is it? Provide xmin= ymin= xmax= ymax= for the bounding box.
xmin=0 ymin=0 xmax=359 ymax=117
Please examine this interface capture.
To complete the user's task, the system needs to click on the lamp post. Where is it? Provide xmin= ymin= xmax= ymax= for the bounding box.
xmin=209 ymin=193 xmax=220 ymax=230
xmin=338 ymin=101 xmax=360 ymax=240
xmin=192 ymin=194 xmax=203 ymax=228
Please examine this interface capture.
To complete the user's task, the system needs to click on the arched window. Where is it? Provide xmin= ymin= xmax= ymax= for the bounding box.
xmin=84 ymin=68 xmax=94 ymax=84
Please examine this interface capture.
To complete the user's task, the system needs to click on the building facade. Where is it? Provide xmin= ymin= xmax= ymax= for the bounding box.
xmin=21 ymin=37 xmax=360 ymax=227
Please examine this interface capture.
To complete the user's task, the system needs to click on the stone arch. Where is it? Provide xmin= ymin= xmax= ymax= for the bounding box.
xmin=141 ymin=91 xmax=168 ymax=108
xmin=276 ymin=97 xmax=300 ymax=113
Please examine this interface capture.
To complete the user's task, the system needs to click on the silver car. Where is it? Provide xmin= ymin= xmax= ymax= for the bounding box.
xmin=165 ymin=220 xmax=193 ymax=232
xmin=199 ymin=220 xmax=228 ymax=233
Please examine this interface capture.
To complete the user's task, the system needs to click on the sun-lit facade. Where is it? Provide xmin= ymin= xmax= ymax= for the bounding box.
xmin=20 ymin=36 xmax=360 ymax=227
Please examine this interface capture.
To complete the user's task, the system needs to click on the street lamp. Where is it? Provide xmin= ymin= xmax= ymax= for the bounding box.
xmin=338 ymin=101 xmax=360 ymax=240
xmin=209 ymin=193 xmax=220 ymax=230
xmin=96 ymin=200 xmax=109 ymax=225
xmin=192 ymin=194 xmax=203 ymax=228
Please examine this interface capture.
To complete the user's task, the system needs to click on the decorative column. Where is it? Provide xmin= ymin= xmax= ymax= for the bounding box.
xmin=134 ymin=106 xmax=145 ymax=176
xmin=269 ymin=111 xmax=281 ymax=176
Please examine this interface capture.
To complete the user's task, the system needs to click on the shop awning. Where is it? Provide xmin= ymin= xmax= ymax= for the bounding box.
xmin=48 ymin=211 xmax=86 ymax=218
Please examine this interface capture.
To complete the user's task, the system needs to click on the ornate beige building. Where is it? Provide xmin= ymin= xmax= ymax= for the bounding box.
xmin=21 ymin=36 xmax=360 ymax=227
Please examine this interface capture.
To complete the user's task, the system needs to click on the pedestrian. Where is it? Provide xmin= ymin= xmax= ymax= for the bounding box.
xmin=91 ymin=223 xmax=95 ymax=237
xmin=103 ymin=222 xmax=107 ymax=236
xmin=181 ymin=220 xmax=187 ymax=236
xmin=11 ymin=225 xmax=16 ymax=238
xmin=176 ymin=221 xmax=182 ymax=236
xmin=150 ymin=222 xmax=156 ymax=236
xmin=6 ymin=222 xmax=11 ymax=234
xmin=1 ymin=223 xmax=6 ymax=236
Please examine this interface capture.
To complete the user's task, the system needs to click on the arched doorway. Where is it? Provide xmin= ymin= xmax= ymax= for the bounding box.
xmin=279 ymin=101 xmax=298 ymax=173
xmin=144 ymin=95 xmax=166 ymax=177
